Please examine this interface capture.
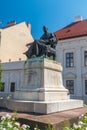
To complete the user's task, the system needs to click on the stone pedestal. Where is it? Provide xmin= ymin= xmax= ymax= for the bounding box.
xmin=14 ymin=58 xmax=69 ymax=101
xmin=7 ymin=58 xmax=83 ymax=114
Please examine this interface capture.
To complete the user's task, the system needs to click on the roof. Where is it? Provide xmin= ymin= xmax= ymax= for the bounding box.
xmin=0 ymin=21 xmax=29 ymax=30
xmin=55 ymin=19 xmax=87 ymax=40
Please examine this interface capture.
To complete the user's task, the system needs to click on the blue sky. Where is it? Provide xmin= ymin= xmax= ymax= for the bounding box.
xmin=0 ymin=0 xmax=87 ymax=39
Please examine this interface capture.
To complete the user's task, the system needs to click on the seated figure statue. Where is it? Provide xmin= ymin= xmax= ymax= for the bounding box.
xmin=24 ymin=26 xmax=58 ymax=60
xmin=40 ymin=26 xmax=57 ymax=47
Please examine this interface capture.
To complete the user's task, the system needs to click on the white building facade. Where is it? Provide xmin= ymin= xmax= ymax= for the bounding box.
xmin=55 ymin=16 xmax=87 ymax=103
xmin=56 ymin=36 xmax=87 ymax=103
xmin=0 ymin=61 xmax=24 ymax=98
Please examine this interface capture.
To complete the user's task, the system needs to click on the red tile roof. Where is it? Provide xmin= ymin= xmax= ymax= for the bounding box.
xmin=55 ymin=19 xmax=87 ymax=40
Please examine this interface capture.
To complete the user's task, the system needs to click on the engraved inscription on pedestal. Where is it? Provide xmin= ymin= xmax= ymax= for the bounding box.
xmin=23 ymin=69 xmax=41 ymax=89
xmin=24 ymin=70 xmax=36 ymax=85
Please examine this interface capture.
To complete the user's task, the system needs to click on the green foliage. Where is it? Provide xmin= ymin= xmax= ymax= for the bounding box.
xmin=63 ymin=113 xmax=87 ymax=130
xmin=61 ymin=120 xmax=71 ymax=130
xmin=0 ymin=113 xmax=30 ymax=130
xmin=84 ymin=104 xmax=87 ymax=107
xmin=34 ymin=125 xmax=40 ymax=130
xmin=45 ymin=124 xmax=55 ymax=130
xmin=0 ymin=82 xmax=3 ymax=90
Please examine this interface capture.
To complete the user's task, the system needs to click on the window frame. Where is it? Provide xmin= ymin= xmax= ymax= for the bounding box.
xmin=84 ymin=51 xmax=87 ymax=66
xmin=66 ymin=80 xmax=74 ymax=94
xmin=66 ymin=52 xmax=74 ymax=68
xmin=85 ymin=80 xmax=87 ymax=95
xmin=10 ymin=82 xmax=15 ymax=92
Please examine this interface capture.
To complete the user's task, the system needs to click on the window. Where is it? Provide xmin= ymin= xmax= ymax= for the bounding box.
xmin=84 ymin=51 xmax=87 ymax=66
xmin=85 ymin=80 xmax=87 ymax=95
xmin=9 ymin=59 xmax=11 ymax=62
xmin=0 ymin=82 xmax=5 ymax=92
xmin=19 ymin=58 xmax=21 ymax=61
xmin=66 ymin=80 xmax=74 ymax=94
xmin=10 ymin=82 xmax=15 ymax=92
xmin=66 ymin=52 xmax=74 ymax=67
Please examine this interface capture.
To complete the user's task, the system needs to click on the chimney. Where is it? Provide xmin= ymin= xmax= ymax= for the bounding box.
xmin=74 ymin=16 xmax=83 ymax=22
xmin=27 ymin=23 xmax=31 ymax=32
xmin=7 ymin=21 xmax=16 ymax=27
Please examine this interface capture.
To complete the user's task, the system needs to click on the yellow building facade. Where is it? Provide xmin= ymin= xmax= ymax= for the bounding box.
xmin=0 ymin=21 xmax=34 ymax=63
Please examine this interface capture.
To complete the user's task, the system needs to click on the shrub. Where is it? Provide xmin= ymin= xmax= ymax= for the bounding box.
xmin=63 ymin=113 xmax=87 ymax=130
xmin=0 ymin=112 xmax=30 ymax=130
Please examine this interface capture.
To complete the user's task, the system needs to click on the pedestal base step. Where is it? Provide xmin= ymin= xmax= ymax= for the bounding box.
xmin=6 ymin=99 xmax=83 ymax=114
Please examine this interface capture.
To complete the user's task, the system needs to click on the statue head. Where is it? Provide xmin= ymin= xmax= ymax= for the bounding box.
xmin=43 ymin=26 xmax=48 ymax=33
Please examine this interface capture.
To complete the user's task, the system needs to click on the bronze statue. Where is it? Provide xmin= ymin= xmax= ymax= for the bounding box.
xmin=24 ymin=26 xmax=58 ymax=60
